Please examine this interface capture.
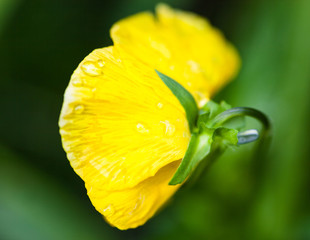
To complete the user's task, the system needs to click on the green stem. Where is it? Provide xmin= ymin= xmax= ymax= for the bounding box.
xmin=212 ymin=107 xmax=270 ymax=128
xmin=211 ymin=107 xmax=271 ymax=142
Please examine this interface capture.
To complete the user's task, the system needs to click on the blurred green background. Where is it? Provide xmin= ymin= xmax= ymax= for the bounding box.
xmin=1 ymin=0 xmax=310 ymax=239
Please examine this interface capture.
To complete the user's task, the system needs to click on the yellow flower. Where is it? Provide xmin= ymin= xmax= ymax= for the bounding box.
xmin=59 ymin=4 xmax=240 ymax=230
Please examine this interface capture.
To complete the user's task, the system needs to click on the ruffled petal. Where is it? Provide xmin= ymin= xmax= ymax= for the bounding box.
xmin=59 ymin=46 xmax=190 ymax=191
xmin=59 ymin=4 xmax=241 ymax=230
xmin=111 ymin=3 xmax=240 ymax=108
xmin=87 ymin=160 xmax=181 ymax=230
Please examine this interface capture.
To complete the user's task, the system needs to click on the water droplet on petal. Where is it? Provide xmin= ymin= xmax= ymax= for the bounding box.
xmin=136 ymin=123 xmax=149 ymax=134
xmin=103 ymin=204 xmax=115 ymax=216
xmin=97 ymin=59 xmax=105 ymax=67
xmin=187 ymin=60 xmax=200 ymax=73
xmin=67 ymin=152 xmax=76 ymax=160
xmin=74 ymin=104 xmax=84 ymax=114
xmin=187 ymin=81 xmax=192 ymax=87
xmin=161 ymin=120 xmax=176 ymax=137
xmin=157 ymin=102 xmax=163 ymax=109
xmin=72 ymin=78 xmax=83 ymax=86
xmin=195 ymin=91 xmax=208 ymax=108
xmin=81 ymin=61 xmax=102 ymax=76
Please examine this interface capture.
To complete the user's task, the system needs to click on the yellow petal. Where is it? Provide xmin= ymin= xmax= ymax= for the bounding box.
xmin=87 ymin=160 xmax=181 ymax=230
xmin=59 ymin=4 xmax=241 ymax=230
xmin=111 ymin=3 xmax=240 ymax=108
xmin=59 ymin=46 xmax=190 ymax=192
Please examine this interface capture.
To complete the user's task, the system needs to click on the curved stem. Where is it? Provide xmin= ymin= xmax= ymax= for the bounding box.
xmin=211 ymin=107 xmax=271 ymax=143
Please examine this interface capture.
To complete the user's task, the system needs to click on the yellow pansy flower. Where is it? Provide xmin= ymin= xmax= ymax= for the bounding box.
xmin=59 ymin=4 xmax=240 ymax=230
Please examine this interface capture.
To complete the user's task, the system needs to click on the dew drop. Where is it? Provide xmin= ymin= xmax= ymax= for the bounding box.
xmin=81 ymin=61 xmax=102 ymax=76
xmin=103 ymin=204 xmax=115 ymax=216
xmin=161 ymin=120 xmax=176 ymax=137
xmin=187 ymin=60 xmax=200 ymax=73
xmin=157 ymin=102 xmax=163 ymax=109
xmin=136 ymin=123 xmax=149 ymax=134
xmin=97 ymin=59 xmax=105 ymax=67
xmin=195 ymin=91 xmax=208 ymax=108
xmin=72 ymin=78 xmax=83 ymax=86
xmin=187 ymin=81 xmax=192 ymax=87
xmin=74 ymin=104 xmax=84 ymax=114
xmin=67 ymin=152 xmax=76 ymax=160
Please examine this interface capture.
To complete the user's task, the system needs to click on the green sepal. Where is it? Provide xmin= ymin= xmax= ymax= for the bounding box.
xmin=155 ymin=70 xmax=198 ymax=133
xmin=200 ymin=100 xmax=231 ymax=120
xmin=184 ymin=128 xmax=239 ymax=187
xmin=201 ymin=100 xmax=245 ymax=130
xmin=168 ymin=126 xmax=239 ymax=185
xmin=169 ymin=100 xmax=240 ymax=185
xmin=169 ymin=126 xmax=214 ymax=185
xmin=213 ymin=127 xmax=239 ymax=147
xmin=154 ymin=72 xmax=241 ymax=185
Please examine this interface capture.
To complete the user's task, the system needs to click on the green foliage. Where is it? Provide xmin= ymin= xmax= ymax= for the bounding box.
xmin=168 ymin=98 xmax=239 ymax=185
xmin=169 ymin=128 xmax=212 ymax=185
xmin=156 ymin=71 xmax=239 ymax=185
xmin=156 ymin=70 xmax=198 ymax=133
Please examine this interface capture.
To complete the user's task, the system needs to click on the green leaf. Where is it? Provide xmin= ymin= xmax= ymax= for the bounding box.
xmin=156 ymin=70 xmax=198 ymax=133
xmin=169 ymin=127 xmax=214 ymax=185
xmin=169 ymin=100 xmax=242 ymax=185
